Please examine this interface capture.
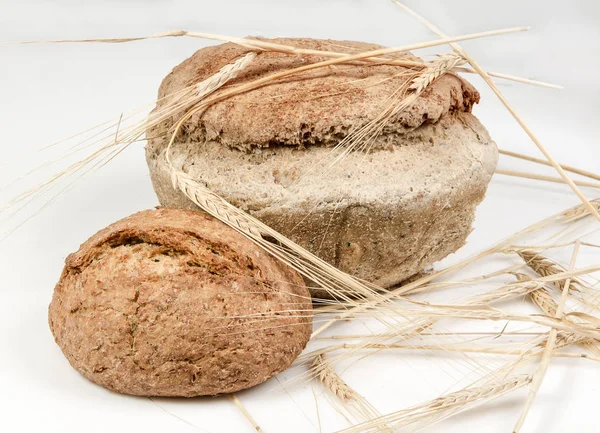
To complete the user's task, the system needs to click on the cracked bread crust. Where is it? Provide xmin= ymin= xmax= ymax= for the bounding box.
xmin=48 ymin=208 xmax=312 ymax=397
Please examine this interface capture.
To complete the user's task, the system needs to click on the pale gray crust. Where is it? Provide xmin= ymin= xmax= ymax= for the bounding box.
xmin=145 ymin=38 xmax=498 ymax=296
xmin=48 ymin=208 xmax=312 ymax=397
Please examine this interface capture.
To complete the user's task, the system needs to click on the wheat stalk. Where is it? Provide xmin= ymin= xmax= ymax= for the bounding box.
xmin=300 ymin=268 xmax=595 ymax=371
xmin=334 ymin=342 xmax=600 ymax=362
xmin=409 ymin=53 xmax=465 ymax=92
xmin=230 ymin=394 xmax=264 ymax=433
xmin=496 ymin=168 xmax=600 ymax=189
xmin=341 ymin=309 xmax=592 ymax=433
xmin=499 ymin=149 xmax=600 ymax=183
xmin=4 ymin=28 xmax=565 ymax=89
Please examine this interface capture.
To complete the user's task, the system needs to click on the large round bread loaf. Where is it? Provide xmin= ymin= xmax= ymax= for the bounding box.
xmin=146 ymin=38 xmax=498 ymax=295
xmin=48 ymin=208 xmax=312 ymax=397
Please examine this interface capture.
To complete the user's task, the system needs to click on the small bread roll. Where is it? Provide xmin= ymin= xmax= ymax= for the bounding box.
xmin=146 ymin=38 xmax=498 ymax=297
xmin=48 ymin=208 xmax=312 ymax=397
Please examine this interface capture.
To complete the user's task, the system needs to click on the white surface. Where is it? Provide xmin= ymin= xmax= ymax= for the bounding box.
xmin=0 ymin=1 xmax=599 ymax=432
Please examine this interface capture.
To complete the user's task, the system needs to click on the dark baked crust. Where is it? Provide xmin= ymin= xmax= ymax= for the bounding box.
xmin=147 ymin=37 xmax=480 ymax=152
xmin=48 ymin=208 xmax=312 ymax=396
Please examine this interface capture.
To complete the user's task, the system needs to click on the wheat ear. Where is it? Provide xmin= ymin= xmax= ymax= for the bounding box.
xmin=531 ymin=288 xmax=560 ymax=316
xmin=194 ymin=52 xmax=257 ymax=96
xmin=340 ymin=374 xmax=532 ymax=433
xmin=409 ymin=53 xmax=465 ymax=92
xmin=170 ymin=168 xmax=390 ymax=304
xmin=513 ymin=242 xmax=581 ymax=432
xmin=312 ymin=355 xmax=355 ymax=402
xmin=517 ymin=250 xmax=584 ymax=292
xmin=311 ymin=355 xmax=384 ymax=428
xmin=530 ymin=283 xmax=600 ymax=360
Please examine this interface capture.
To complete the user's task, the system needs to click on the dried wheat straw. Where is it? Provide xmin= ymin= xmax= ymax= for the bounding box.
xmin=499 ymin=149 xmax=600 ymax=183
xmin=4 ymin=28 xmax=562 ymax=89
xmin=562 ymin=199 xmax=600 ymax=223
xmin=336 ymin=342 xmax=600 ymax=362
xmin=300 ymin=266 xmax=597 ymax=372
xmin=496 ymin=168 xmax=600 ymax=189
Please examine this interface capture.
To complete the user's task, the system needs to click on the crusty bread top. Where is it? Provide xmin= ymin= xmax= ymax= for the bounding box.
xmin=65 ymin=208 xmax=304 ymax=294
xmin=150 ymin=37 xmax=480 ymax=151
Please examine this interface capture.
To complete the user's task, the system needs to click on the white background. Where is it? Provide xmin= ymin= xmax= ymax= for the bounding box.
xmin=0 ymin=1 xmax=599 ymax=432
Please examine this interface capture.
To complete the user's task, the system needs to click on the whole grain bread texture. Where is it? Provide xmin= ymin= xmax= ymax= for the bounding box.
xmin=48 ymin=208 xmax=312 ymax=397
xmin=146 ymin=38 xmax=498 ymax=297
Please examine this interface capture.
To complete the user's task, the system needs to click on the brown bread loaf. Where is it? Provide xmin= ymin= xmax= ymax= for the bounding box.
xmin=48 ymin=208 xmax=312 ymax=396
